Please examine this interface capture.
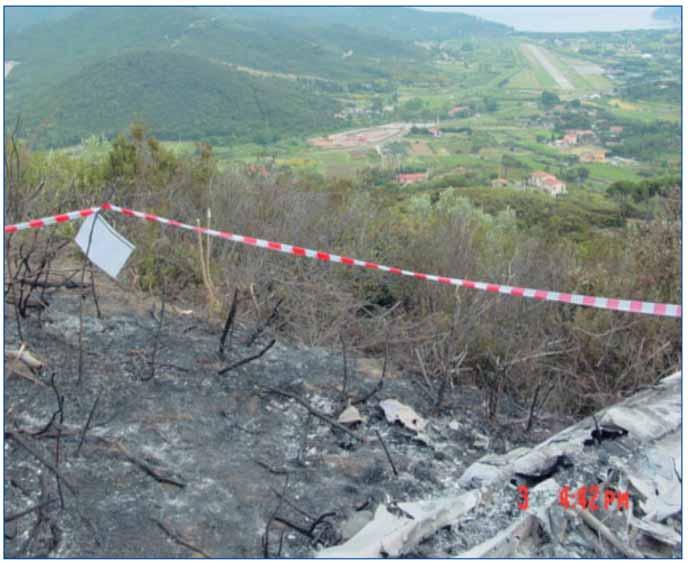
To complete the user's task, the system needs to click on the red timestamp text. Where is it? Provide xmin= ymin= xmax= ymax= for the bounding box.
xmin=516 ymin=484 xmax=630 ymax=512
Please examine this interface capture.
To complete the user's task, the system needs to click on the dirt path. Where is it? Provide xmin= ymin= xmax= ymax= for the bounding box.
xmin=522 ymin=44 xmax=573 ymax=90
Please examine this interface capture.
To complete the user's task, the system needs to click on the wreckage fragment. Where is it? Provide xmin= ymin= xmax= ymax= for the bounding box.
xmin=317 ymin=491 xmax=480 ymax=558
xmin=337 ymin=404 xmax=365 ymax=425
xmin=379 ymin=399 xmax=427 ymax=432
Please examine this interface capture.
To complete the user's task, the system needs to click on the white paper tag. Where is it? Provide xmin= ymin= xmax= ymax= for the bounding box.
xmin=75 ymin=214 xmax=135 ymax=279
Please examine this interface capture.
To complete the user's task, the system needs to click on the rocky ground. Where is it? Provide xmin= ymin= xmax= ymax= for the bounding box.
xmin=4 ymin=270 xmax=679 ymax=558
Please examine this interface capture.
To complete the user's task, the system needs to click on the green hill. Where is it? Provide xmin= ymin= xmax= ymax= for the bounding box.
xmin=5 ymin=7 xmax=427 ymax=87
xmin=4 ymin=6 xmax=510 ymax=148
xmin=6 ymin=51 xmax=341 ymax=147
xmin=3 ymin=6 xmax=81 ymax=33
xmin=216 ymin=6 xmax=512 ymax=39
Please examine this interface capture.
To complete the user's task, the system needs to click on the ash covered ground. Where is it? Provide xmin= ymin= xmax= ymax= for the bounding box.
xmin=6 ymin=273 xmax=678 ymax=558
xmin=4 ymin=273 xmax=576 ymax=558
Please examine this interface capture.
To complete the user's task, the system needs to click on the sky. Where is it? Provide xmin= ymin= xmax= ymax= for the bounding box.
xmin=420 ymin=7 xmax=677 ymax=33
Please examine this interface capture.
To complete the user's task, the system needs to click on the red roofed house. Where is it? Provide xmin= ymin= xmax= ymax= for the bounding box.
xmin=448 ymin=105 xmax=468 ymax=117
xmin=398 ymin=172 xmax=429 ymax=185
xmin=527 ymin=171 xmax=567 ymax=196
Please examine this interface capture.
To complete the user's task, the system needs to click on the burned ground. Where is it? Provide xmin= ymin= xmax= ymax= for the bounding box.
xmin=3 ymin=269 xmax=580 ymax=558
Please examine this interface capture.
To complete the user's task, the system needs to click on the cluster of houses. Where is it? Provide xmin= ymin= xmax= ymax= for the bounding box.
xmin=552 ymin=129 xmax=596 ymax=148
xmin=396 ymin=169 xmax=567 ymax=197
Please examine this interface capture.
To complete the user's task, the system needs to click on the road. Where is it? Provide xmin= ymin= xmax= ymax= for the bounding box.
xmin=4 ymin=60 xmax=18 ymax=78
xmin=522 ymin=44 xmax=573 ymax=90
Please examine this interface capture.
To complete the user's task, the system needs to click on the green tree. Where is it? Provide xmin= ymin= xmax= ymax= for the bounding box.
xmin=541 ymin=90 xmax=560 ymax=109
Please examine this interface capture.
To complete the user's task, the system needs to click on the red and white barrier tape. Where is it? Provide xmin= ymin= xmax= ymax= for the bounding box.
xmin=4 ymin=206 xmax=102 ymax=233
xmin=4 ymin=202 xmax=682 ymax=318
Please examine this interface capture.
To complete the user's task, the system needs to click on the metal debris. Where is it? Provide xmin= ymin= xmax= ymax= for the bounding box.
xmin=337 ymin=404 xmax=364 ymax=425
xmin=317 ymin=490 xmax=480 ymax=558
xmin=379 ymin=399 xmax=427 ymax=433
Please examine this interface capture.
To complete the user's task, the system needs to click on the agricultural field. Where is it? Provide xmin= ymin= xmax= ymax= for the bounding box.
xmin=54 ymin=27 xmax=679 ymax=205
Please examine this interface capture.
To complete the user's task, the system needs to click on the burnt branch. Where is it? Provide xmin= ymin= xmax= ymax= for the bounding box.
xmin=75 ymin=387 xmax=103 ymax=456
xmin=254 ymin=458 xmax=291 ymax=475
xmin=263 ymin=474 xmax=289 ymax=558
xmin=352 ymin=343 xmax=388 ymax=405
xmin=5 ymin=431 xmax=77 ymax=496
xmin=4 ymin=499 xmax=57 ymax=523
xmin=273 ymin=515 xmax=313 ymax=538
xmin=49 ymin=373 xmax=65 ymax=508
xmin=245 ymin=297 xmax=283 ymax=347
xmin=218 ymin=338 xmax=276 ymax=375
xmin=256 ymin=384 xmax=365 ymax=443
xmin=105 ymin=439 xmax=186 ymax=488
xmin=153 ymin=518 xmax=211 ymax=558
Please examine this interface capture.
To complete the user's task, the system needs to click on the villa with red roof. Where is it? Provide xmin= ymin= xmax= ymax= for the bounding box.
xmin=527 ymin=171 xmax=567 ymax=196
xmin=398 ymin=172 xmax=429 ymax=185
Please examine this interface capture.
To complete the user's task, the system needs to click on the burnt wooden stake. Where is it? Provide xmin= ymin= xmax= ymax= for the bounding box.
xmin=5 ymin=234 xmax=24 ymax=342
xmin=143 ymin=265 xmax=166 ymax=382
xmin=219 ymin=288 xmax=239 ymax=360
xmin=525 ymin=383 xmax=542 ymax=433
xmin=77 ymin=211 xmax=99 ymax=386
xmin=340 ymin=334 xmax=349 ymax=401
xmin=375 ymin=429 xmax=399 ymax=477
xmin=89 ymin=266 xmax=101 ymax=319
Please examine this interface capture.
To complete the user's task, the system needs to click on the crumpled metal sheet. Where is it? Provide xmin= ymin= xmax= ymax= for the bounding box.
xmin=337 ymin=404 xmax=364 ymax=425
xmin=379 ymin=399 xmax=427 ymax=433
xmin=317 ymin=490 xmax=480 ymax=558
xmin=625 ymin=430 xmax=682 ymax=522
xmin=457 ymin=478 xmax=560 ymax=558
xmin=459 ymin=372 xmax=681 ymax=489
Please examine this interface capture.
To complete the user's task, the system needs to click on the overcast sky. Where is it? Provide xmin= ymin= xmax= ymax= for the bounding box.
xmin=420 ymin=7 xmax=675 ymax=33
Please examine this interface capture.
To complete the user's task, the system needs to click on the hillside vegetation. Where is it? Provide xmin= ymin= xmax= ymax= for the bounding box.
xmin=6 ymin=50 xmax=340 ymax=147
xmin=5 ymin=128 xmax=680 ymax=418
xmin=4 ymin=6 xmax=511 ymax=148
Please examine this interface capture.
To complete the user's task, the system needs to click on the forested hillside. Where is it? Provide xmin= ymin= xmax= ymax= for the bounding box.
xmin=6 ymin=51 xmax=340 ymax=147
xmin=5 ymin=6 xmax=460 ymax=147
xmin=216 ymin=6 xmax=512 ymax=39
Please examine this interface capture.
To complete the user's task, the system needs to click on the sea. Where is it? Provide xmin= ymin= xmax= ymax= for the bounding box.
xmin=421 ymin=7 xmax=679 ymax=33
